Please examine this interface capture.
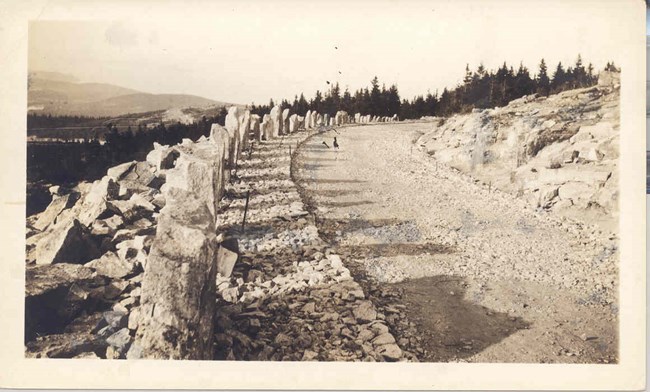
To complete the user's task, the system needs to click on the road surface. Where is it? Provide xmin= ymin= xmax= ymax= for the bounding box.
xmin=293 ymin=122 xmax=618 ymax=363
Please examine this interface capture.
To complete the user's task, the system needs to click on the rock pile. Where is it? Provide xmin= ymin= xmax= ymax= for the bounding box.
xmin=25 ymin=157 xmax=165 ymax=357
xmin=210 ymin=134 xmax=409 ymax=361
xmin=25 ymin=105 xmax=406 ymax=361
xmin=26 ymin=113 xmax=237 ymax=359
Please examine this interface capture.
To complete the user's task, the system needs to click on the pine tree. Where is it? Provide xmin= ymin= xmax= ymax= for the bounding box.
xmin=342 ymin=88 xmax=352 ymax=113
xmin=369 ymin=76 xmax=381 ymax=116
xmin=573 ymin=54 xmax=587 ymax=88
xmin=551 ymin=62 xmax=566 ymax=93
xmin=586 ymin=63 xmax=595 ymax=84
xmin=387 ymin=85 xmax=401 ymax=117
xmin=536 ymin=58 xmax=550 ymax=96
xmin=312 ymin=90 xmax=323 ymax=113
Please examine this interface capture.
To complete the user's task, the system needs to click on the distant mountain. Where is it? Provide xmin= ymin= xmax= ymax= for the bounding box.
xmin=28 ymin=71 xmax=232 ymax=117
xmin=29 ymin=71 xmax=79 ymax=83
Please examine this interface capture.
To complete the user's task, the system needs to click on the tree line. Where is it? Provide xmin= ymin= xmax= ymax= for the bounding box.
xmin=250 ymin=77 xmax=401 ymax=119
xmin=251 ymin=55 xmax=618 ymax=120
xmin=102 ymin=111 xmax=226 ymax=159
xmin=27 ymin=114 xmax=112 ymax=129
xmin=27 ymin=111 xmax=227 ymax=186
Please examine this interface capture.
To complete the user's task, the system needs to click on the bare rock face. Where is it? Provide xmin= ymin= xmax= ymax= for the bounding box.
xmin=75 ymin=176 xmax=120 ymax=227
xmin=225 ymin=106 xmax=243 ymax=161
xmin=335 ymin=111 xmax=348 ymax=126
xmin=107 ymin=161 xmax=136 ymax=181
xmin=289 ymin=114 xmax=299 ymax=133
xmin=250 ymin=114 xmax=261 ymax=141
xmin=282 ymin=108 xmax=291 ymax=134
xmin=146 ymin=143 xmax=180 ymax=171
xmin=270 ymin=105 xmax=283 ymax=137
xmin=210 ymin=124 xmax=231 ymax=155
xmin=108 ymin=160 xmax=164 ymax=197
xmin=418 ymin=77 xmax=620 ymax=224
xmin=28 ymin=218 xmax=100 ymax=265
xmin=33 ymin=192 xmax=80 ymax=232
xmin=90 ymin=215 xmax=124 ymax=237
xmin=26 ymin=333 xmax=108 ymax=359
xmin=163 ymin=144 xmax=225 ymax=220
xmin=131 ymin=191 xmax=218 ymax=359
xmin=353 ymin=301 xmax=377 ymax=323
xmin=261 ymin=114 xmax=272 ymax=141
xmin=597 ymin=70 xmax=620 ymax=91
xmin=25 ymin=264 xmax=105 ymax=342
xmin=305 ymin=110 xmax=312 ymax=129
xmin=210 ymin=124 xmax=232 ymax=186
xmin=239 ymin=109 xmax=251 ymax=150
xmin=216 ymin=237 xmax=239 ymax=278
xmin=376 ymin=343 xmax=402 ymax=361
xmin=85 ymin=251 xmax=136 ymax=279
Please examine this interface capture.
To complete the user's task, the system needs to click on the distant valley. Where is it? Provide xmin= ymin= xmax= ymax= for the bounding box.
xmin=28 ymin=71 xmax=233 ymax=117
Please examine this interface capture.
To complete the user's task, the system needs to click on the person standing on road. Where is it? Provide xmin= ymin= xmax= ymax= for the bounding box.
xmin=333 ymin=137 xmax=339 ymax=149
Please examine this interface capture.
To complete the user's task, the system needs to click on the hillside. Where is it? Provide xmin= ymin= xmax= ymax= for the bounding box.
xmin=28 ymin=71 xmax=232 ymax=117
xmin=418 ymin=70 xmax=620 ymax=231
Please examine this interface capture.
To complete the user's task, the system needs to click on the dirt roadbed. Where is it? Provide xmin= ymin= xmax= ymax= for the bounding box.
xmin=293 ymin=123 xmax=618 ymax=363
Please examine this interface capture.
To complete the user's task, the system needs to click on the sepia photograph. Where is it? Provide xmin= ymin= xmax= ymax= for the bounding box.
xmin=0 ymin=0 xmax=645 ymax=390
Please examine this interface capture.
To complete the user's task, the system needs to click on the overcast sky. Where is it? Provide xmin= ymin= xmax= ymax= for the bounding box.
xmin=29 ymin=1 xmax=626 ymax=105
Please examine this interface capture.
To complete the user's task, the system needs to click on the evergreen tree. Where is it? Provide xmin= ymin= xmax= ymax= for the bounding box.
xmin=551 ymin=61 xmax=567 ymax=93
xmin=536 ymin=58 xmax=550 ymax=96
xmin=311 ymin=90 xmax=323 ymax=113
xmin=573 ymin=54 xmax=588 ymax=88
xmin=369 ymin=77 xmax=382 ymax=116
xmin=342 ymin=88 xmax=353 ymax=113
xmin=387 ymin=85 xmax=401 ymax=117
xmin=296 ymin=93 xmax=309 ymax=115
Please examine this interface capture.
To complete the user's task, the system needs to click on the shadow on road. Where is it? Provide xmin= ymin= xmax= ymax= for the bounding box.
xmin=313 ymin=189 xmax=363 ymax=197
xmin=390 ymin=275 xmax=530 ymax=361
xmin=338 ymin=243 xmax=454 ymax=258
xmin=304 ymin=157 xmax=345 ymax=162
xmin=303 ymin=178 xmax=366 ymax=184
xmin=319 ymin=200 xmax=374 ymax=208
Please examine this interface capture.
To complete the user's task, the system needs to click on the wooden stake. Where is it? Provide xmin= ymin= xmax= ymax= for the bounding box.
xmin=242 ymin=190 xmax=251 ymax=232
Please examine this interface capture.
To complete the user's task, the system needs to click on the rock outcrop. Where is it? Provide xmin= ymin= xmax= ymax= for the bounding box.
xmin=418 ymin=70 xmax=620 ymax=229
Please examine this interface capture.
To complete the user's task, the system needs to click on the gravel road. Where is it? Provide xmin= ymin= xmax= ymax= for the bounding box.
xmin=294 ymin=123 xmax=618 ymax=363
